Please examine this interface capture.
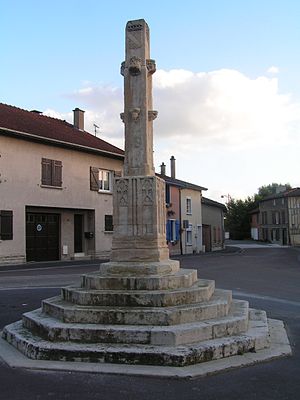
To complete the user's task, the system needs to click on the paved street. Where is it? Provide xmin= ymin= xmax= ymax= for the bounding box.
xmin=0 ymin=245 xmax=300 ymax=400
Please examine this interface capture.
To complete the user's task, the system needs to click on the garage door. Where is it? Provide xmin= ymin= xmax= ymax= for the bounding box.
xmin=26 ymin=213 xmax=60 ymax=262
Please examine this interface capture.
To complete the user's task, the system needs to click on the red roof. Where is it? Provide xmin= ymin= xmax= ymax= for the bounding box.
xmin=0 ymin=103 xmax=124 ymax=157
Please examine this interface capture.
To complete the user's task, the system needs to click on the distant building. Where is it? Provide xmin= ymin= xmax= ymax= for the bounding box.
xmin=0 ymin=103 xmax=124 ymax=264
xmin=159 ymin=157 xmax=227 ymax=254
xmin=201 ymin=197 xmax=227 ymax=251
xmin=259 ymin=187 xmax=300 ymax=246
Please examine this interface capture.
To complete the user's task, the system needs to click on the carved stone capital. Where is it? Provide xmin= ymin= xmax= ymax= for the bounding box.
xmin=129 ymin=57 xmax=142 ymax=76
xmin=120 ymin=61 xmax=125 ymax=76
xmin=148 ymin=110 xmax=158 ymax=121
xmin=146 ymin=59 xmax=156 ymax=74
xmin=120 ymin=112 xmax=125 ymax=123
xmin=129 ymin=108 xmax=140 ymax=121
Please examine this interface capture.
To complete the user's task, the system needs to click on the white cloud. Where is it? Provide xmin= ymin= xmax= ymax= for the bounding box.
xmin=153 ymin=68 xmax=300 ymax=150
xmin=44 ymin=68 xmax=300 ymax=199
xmin=267 ymin=66 xmax=279 ymax=74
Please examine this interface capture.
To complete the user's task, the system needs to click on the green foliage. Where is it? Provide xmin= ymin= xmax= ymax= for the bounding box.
xmin=256 ymin=183 xmax=291 ymax=200
xmin=225 ymin=197 xmax=254 ymax=240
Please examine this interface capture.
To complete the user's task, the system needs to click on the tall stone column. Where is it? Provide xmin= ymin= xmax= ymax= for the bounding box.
xmin=102 ymin=19 xmax=177 ymax=274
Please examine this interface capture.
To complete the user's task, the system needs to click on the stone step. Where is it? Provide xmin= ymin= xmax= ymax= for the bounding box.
xmin=22 ymin=300 xmax=248 ymax=346
xmin=81 ymin=268 xmax=198 ymax=291
xmin=62 ymin=279 xmax=215 ymax=307
xmin=43 ymin=289 xmax=231 ymax=326
xmin=2 ymin=308 xmax=269 ymax=367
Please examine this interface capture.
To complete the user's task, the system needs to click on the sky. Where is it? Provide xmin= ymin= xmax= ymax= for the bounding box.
xmin=1 ymin=0 xmax=300 ymax=202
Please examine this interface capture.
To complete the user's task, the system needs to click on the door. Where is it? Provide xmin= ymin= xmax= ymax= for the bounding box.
xmin=74 ymin=214 xmax=83 ymax=253
xmin=26 ymin=213 xmax=60 ymax=262
xmin=202 ymin=224 xmax=211 ymax=252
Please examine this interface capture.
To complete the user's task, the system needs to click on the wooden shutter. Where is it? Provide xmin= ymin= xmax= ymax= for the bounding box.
xmin=0 ymin=210 xmax=13 ymax=240
xmin=41 ymin=158 xmax=52 ymax=185
xmin=90 ymin=167 xmax=99 ymax=191
xmin=53 ymin=160 xmax=62 ymax=187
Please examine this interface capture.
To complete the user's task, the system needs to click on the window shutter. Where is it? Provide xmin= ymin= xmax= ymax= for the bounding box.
xmin=41 ymin=158 xmax=52 ymax=185
xmin=90 ymin=167 xmax=99 ymax=191
xmin=175 ymin=220 xmax=180 ymax=241
xmin=0 ymin=210 xmax=13 ymax=240
xmin=53 ymin=160 xmax=62 ymax=187
xmin=166 ymin=220 xmax=171 ymax=242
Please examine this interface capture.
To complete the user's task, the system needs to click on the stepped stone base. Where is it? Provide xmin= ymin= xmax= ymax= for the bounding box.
xmin=0 ymin=263 xmax=291 ymax=372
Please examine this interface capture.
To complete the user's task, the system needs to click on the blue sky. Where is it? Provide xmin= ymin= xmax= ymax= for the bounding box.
xmin=1 ymin=0 xmax=300 ymax=201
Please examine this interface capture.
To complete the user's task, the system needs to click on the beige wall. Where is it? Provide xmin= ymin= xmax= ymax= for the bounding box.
xmin=0 ymin=135 xmax=123 ymax=264
xmin=180 ymin=189 xmax=202 ymax=254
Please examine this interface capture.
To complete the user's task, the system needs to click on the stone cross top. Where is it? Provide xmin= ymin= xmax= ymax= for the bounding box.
xmin=120 ymin=19 xmax=157 ymax=177
xmin=102 ymin=19 xmax=175 ymax=272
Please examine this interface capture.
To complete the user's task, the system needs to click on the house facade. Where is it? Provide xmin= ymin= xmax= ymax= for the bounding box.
xmin=258 ymin=188 xmax=300 ymax=246
xmin=158 ymin=157 xmax=207 ymax=255
xmin=0 ymin=104 xmax=124 ymax=264
xmin=201 ymin=197 xmax=226 ymax=251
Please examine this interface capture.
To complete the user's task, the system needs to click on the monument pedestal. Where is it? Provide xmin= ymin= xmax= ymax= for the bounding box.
xmin=1 ymin=18 xmax=291 ymax=374
xmin=3 ymin=268 xmax=273 ymax=366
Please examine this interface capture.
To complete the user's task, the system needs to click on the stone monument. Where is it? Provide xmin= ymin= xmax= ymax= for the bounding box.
xmin=1 ymin=19 xmax=290 ymax=373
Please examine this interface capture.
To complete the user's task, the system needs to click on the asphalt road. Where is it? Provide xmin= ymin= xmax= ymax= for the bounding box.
xmin=0 ymin=246 xmax=300 ymax=400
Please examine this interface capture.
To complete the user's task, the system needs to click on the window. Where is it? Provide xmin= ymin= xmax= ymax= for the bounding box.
xmin=105 ymin=215 xmax=113 ymax=232
xmin=186 ymin=198 xmax=192 ymax=214
xmin=186 ymin=223 xmax=193 ymax=245
xmin=99 ymin=170 xmax=111 ymax=191
xmin=166 ymin=219 xmax=180 ymax=243
xmin=272 ymin=211 xmax=280 ymax=225
xmin=41 ymin=158 xmax=62 ymax=187
xmin=281 ymin=211 xmax=286 ymax=224
xmin=90 ymin=167 xmax=113 ymax=192
xmin=261 ymin=211 xmax=268 ymax=225
xmin=0 ymin=210 xmax=13 ymax=240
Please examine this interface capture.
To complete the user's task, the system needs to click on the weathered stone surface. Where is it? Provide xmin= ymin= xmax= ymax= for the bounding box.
xmin=62 ymin=279 xmax=215 ymax=307
xmin=42 ymin=289 xmax=230 ymax=326
xmin=81 ymin=268 xmax=197 ymax=291
xmin=99 ymin=260 xmax=180 ymax=276
xmin=2 ymin=308 xmax=268 ymax=366
xmin=21 ymin=299 xmax=248 ymax=346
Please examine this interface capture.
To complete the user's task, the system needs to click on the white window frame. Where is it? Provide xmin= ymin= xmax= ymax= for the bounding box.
xmin=98 ymin=170 xmax=112 ymax=192
xmin=186 ymin=223 xmax=193 ymax=246
xmin=186 ymin=197 xmax=192 ymax=215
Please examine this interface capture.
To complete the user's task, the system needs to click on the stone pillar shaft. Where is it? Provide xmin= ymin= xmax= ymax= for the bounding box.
xmin=110 ymin=19 xmax=168 ymax=265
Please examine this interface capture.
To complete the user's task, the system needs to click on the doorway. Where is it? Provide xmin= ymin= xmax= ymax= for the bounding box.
xmin=26 ymin=213 xmax=60 ymax=262
xmin=74 ymin=214 xmax=84 ymax=253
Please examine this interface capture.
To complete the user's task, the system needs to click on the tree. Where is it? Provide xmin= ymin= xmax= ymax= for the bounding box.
xmin=256 ymin=183 xmax=291 ymax=201
xmin=225 ymin=197 xmax=254 ymax=240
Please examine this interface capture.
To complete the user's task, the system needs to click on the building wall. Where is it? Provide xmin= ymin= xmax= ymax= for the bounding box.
xmin=181 ymin=189 xmax=202 ymax=254
xmin=0 ymin=135 xmax=123 ymax=264
xmin=259 ymin=197 xmax=289 ymax=245
xmin=288 ymin=196 xmax=300 ymax=246
xmin=202 ymin=204 xmax=225 ymax=251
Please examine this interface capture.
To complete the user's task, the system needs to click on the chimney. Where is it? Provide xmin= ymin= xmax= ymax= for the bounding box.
xmin=73 ymin=108 xmax=85 ymax=131
xmin=170 ymin=156 xmax=176 ymax=179
xmin=160 ymin=162 xmax=166 ymax=176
